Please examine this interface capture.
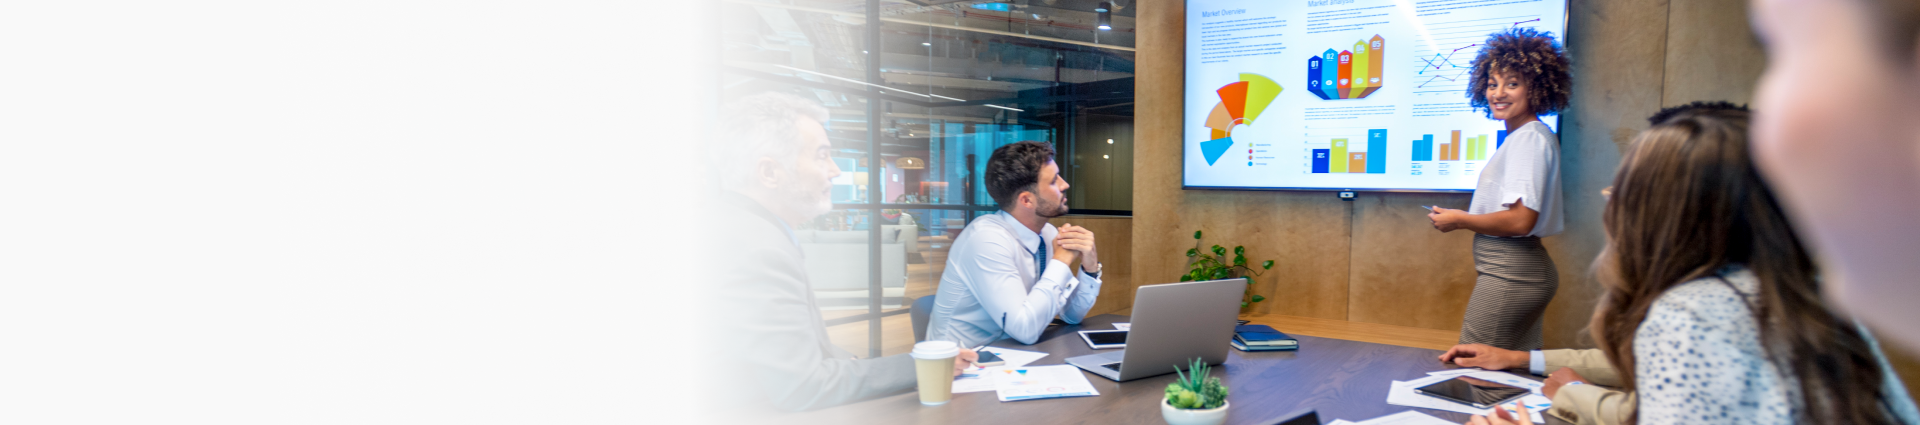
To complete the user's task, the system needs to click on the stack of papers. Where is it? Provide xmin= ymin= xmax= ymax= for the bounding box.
xmin=1327 ymin=411 xmax=1455 ymax=425
xmin=952 ymin=347 xmax=1050 ymax=393
xmin=991 ymin=365 xmax=1100 ymax=402
xmin=1385 ymin=369 xmax=1550 ymax=423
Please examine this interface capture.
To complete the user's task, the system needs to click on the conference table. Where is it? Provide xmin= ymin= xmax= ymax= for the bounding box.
xmin=790 ymin=314 xmax=1558 ymax=424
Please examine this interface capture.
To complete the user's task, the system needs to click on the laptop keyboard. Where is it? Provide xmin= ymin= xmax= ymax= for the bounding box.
xmin=1100 ymin=362 xmax=1122 ymax=371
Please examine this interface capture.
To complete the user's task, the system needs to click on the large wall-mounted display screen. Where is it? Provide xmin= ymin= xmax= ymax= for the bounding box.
xmin=1183 ymin=0 xmax=1567 ymax=192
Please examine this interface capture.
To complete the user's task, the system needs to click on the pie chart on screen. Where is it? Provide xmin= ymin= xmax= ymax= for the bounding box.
xmin=1201 ymin=73 xmax=1281 ymax=166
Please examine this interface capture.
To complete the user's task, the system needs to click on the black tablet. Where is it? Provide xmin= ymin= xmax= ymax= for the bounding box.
xmin=1412 ymin=376 xmax=1530 ymax=409
xmin=1077 ymin=330 xmax=1127 ymax=349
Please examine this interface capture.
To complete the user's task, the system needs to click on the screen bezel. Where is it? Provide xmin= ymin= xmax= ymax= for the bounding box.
xmin=1177 ymin=0 xmax=1572 ymax=193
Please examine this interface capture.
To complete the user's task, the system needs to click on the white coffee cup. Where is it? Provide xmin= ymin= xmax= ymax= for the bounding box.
xmin=909 ymin=341 xmax=960 ymax=406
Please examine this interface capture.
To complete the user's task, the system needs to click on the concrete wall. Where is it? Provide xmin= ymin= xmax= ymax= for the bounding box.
xmin=1130 ymin=0 xmax=1766 ymax=349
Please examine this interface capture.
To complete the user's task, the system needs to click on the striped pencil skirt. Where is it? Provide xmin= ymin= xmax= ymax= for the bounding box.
xmin=1457 ymin=234 xmax=1558 ymax=350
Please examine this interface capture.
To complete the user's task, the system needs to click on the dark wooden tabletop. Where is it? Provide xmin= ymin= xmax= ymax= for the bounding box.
xmin=787 ymin=314 xmax=1550 ymax=425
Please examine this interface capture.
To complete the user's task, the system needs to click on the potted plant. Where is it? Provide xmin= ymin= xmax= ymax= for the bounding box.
xmin=1180 ymin=230 xmax=1275 ymax=308
xmin=1162 ymin=358 xmax=1230 ymax=425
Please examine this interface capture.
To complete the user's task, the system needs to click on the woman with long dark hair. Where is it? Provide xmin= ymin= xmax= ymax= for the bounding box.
xmin=1463 ymin=103 xmax=1918 ymax=424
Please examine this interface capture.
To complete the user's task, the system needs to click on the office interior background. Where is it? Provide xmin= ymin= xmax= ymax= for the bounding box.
xmin=722 ymin=0 xmax=1918 ymax=394
xmin=723 ymin=0 xmax=1137 ymax=358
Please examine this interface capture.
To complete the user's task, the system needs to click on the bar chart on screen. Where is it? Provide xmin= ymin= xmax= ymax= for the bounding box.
xmin=1305 ymin=129 xmax=1389 ymax=174
xmin=1409 ymin=130 xmax=1509 ymax=176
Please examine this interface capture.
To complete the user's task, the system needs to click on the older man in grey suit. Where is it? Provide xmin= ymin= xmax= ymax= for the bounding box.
xmin=711 ymin=92 xmax=976 ymax=412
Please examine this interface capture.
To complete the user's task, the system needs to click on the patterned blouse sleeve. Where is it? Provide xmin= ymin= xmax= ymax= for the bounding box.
xmin=1632 ymin=283 xmax=1777 ymax=424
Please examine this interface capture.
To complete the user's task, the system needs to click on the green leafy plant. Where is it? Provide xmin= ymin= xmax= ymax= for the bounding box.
xmin=1165 ymin=358 xmax=1228 ymax=410
xmin=1181 ymin=230 xmax=1275 ymax=307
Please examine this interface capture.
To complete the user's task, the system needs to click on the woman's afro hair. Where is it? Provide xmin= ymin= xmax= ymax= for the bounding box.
xmin=1467 ymin=27 xmax=1572 ymax=119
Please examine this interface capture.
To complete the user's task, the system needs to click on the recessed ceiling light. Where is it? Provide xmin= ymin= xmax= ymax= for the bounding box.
xmin=1107 ymin=139 xmax=1114 ymax=144
xmin=1097 ymin=2 xmax=1112 ymax=30
xmin=1103 ymin=155 xmax=1110 ymax=159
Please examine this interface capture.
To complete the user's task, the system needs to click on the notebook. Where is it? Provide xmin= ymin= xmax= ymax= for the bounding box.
xmin=1232 ymin=324 xmax=1299 ymax=351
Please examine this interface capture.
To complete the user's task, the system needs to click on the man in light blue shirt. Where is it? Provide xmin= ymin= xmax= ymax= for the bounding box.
xmin=924 ymin=141 xmax=1103 ymax=348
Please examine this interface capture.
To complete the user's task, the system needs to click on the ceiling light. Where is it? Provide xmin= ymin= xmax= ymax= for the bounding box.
xmin=1103 ymin=155 xmax=1110 ymax=159
xmin=971 ymin=3 xmax=1011 ymax=12
xmin=896 ymin=157 xmax=926 ymax=169
xmin=1107 ymin=139 xmax=1114 ymax=144
xmin=985 ymin=104 xmax=1025 ymax=112
xmin=922 ymin=42 xmax=932 ymax=46
xmin=1097 ymin=2 xmax=1112 ymax=30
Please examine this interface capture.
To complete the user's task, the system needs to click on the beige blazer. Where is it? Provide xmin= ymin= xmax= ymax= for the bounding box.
xmin=1541 ymin=349 xmax=1634 ymax=425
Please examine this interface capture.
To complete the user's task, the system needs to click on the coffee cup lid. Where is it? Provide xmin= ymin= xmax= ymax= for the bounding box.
xmin=910 ymin=341 xmax=959 ymax=359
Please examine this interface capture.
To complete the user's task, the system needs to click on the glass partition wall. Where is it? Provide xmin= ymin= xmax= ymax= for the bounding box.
xmin=723 ymin=0 xmax=1135 ymax=358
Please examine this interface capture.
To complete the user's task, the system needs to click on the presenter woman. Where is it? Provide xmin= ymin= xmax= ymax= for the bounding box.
xmin=1428 ymin=28 xmax=1572 ymax=351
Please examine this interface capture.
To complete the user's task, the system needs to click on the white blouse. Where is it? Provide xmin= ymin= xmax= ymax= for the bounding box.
xmin=1633 ymin=267 xmax=1920 ymax=424
xmin=1467 ymin=121 xmax=1563 ymax=238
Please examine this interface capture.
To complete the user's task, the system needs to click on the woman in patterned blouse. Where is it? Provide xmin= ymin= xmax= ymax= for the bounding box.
xmin=1471 ymin=103 xmax=1919 ymax=425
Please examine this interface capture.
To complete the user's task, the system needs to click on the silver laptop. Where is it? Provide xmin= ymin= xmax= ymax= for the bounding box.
xmin=1067 ymin=278 xmax=1244 ymax=381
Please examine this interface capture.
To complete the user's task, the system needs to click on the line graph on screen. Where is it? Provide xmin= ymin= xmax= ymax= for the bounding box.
xmin=1408 ymin=15 xmax=1547 ymax=95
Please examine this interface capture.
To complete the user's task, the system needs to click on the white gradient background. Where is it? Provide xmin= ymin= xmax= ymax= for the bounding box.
xmin=0 ymin=1 xmax=711 ymax=423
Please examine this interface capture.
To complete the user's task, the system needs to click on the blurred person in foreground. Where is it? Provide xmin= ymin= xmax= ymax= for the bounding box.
xmin=1444 ymin=102 xmax=1917 ymax=425
xmin=710 ymin=92 xmax=975 ymax=412
xmin=1747 ymin=0 xmax=1920 ymax=352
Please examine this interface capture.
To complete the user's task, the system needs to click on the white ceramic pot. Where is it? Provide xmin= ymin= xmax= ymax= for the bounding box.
xmin=1161 ymin=399 xmax=1229 ymax=425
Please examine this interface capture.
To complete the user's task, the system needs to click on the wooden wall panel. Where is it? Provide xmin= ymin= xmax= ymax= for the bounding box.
xmin=1128 ymin=0 xmax=1188 ymax=319
xmin=1047 ymin=216 xmax=1132 ymax=317
xmin=1661 ymin=0 xmax=1766 ymax=107
xmin=1131 ymin=0 xmax=1350 ymax=320
xmin=1347 ymin=192 xmax=1478 ymax=330
xmin=1178 ymin=191 xmax=1352 ymax=319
